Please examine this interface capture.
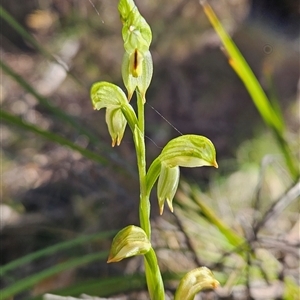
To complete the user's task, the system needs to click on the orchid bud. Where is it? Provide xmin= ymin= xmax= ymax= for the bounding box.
xmin=175 ymin=267 xmax=219 ymax=300
xmin=119 ymin=0 xmax=152 ymax=54
xmin=157 ymin=163 xmax=180 ymax=215
xmin=107 ymin=225 xmax=151 ymax=263
xmin=118 ymin=0 xmax=135 ymax=23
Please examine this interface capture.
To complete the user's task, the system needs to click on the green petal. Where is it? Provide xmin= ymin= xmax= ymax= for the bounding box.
xmin=105 ymin=107 xmax=127 ymax=146
xmin=136 ymin=50 xmax=153 ymax=102
xmin=122 ymin=52 xmax=137 ymax=100
xmin=157 ymin=164 xmax=180 ymax=214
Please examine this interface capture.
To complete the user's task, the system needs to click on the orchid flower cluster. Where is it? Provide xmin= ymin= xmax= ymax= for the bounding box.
xmin=90 ymin=0 xmax=219 ymax=299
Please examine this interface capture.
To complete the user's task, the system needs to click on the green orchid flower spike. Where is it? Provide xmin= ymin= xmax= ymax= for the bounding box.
xmin=90 ymin=1 xmax=219 ymax=299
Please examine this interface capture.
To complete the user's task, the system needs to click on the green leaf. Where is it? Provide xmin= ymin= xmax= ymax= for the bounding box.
xmin=160 ymin=135 xmax=218 ymax=168
xmin=107 ymin=225 xmax=151 ymax=263
xmin=174 ymin=267 xmax=219 ymax=300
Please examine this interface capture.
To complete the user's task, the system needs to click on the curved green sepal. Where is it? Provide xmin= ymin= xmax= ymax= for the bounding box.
xmin=107 ymin=225 xmax=151 ymax=263
xmin=160 ymin=135 xmax=218 ymax=168
xmin=91 ymin=81 xmax=128 ymax=110
xmin=157 ymin=164 xmax=180 ymax=215
xmin=122 ymin=50 xmax=153 ymax=102
xmin=174 ymin=267 xmax=219 ymax=300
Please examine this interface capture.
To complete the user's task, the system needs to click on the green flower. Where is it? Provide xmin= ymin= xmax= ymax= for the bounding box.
xmin=90 ymin=81 xmax=138 ymax=146
xmin=107 ymin=225 xmax=151 ymax=263
xmin=146 ymin=135 xmax=218 ymax=214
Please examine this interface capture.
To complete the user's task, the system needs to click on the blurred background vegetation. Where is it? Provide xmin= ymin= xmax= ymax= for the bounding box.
xmin=1 ymin=0 xmax=299 ymax=299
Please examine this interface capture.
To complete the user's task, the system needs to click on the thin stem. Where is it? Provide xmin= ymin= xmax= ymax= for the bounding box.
xmin=144 ymin=248 xmax=165 ymax=300
xmin=135 ymin=90 xmax=151 ymax=237
xmin=132 ymin=91 xmax=164 ymax=299
xmin=137 ymin=90 xmax=145 ymax=134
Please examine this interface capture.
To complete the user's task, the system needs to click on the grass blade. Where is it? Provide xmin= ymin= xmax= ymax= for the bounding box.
xmin=200 ymin=0 xmax=299 ymax=180
xmin=0 ymin=5 xmax=84 ymax=87
xmin=191 ymin=187 xmax=245 ymax=248
xmin=200 ymin=1 xmax=283 ymax=133
xmin=0 ymin=59 xmax=98 ymax=145
xmin=1 ymin=230 xmax=116 ymax=276
xmin=32 ymin=275 xmax=147 ymax=300
xmin=1 ymin=60 xmax=137 ymax=176
xmin=1 ymin=110 xmax=108 ymax=165
xmin=1 ymin=252 xmax=108 ymax=299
